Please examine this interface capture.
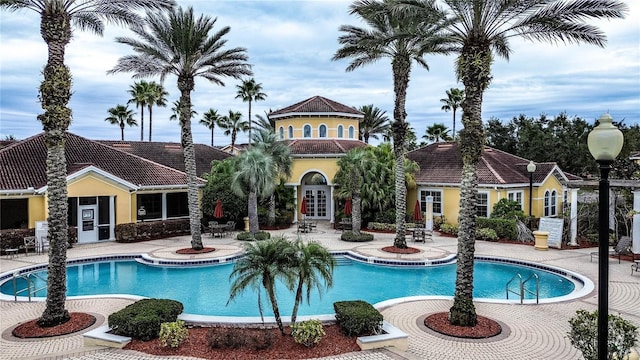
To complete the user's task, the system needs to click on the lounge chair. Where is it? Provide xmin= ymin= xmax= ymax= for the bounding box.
xmin=590 ymin=236 xmax=632 ymax=264
xmin=23 ymin=236 xmax=37 ymax=255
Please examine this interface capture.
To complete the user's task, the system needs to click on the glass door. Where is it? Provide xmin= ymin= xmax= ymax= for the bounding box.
xmin=303 ymin=186 xmax=329 ymax=219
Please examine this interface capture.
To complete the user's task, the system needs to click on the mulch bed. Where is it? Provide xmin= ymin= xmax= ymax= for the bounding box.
xmin=424 ymin=312 xmax=501 ymax=339
xmin=176 ymin=247 xmax=216 ymax=255
xmin=12 ymin=312 xmax=96 ymax=338
xmin=381 ymin=246 xmax=421 ymax=254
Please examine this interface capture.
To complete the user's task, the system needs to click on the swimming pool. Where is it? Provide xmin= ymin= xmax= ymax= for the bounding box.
xmin=1 ymin=253 xmax=588 ymax=318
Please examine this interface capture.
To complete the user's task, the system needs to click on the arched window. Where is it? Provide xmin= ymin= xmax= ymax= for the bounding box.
xmin=319 ymin=124 xmax=327 ymax=138
xmin=288 ymin=125 xmax=293 ymax=139
xmin=551 ymin=190 xmax=557 ymax=216
xmin=278 ymin=126 xmax=284 ymax=139
xmin=348 ymin=126 xmax=355 ymax=139
xmin=544 ymin=190 xmax=558 ymax=217
xmin=303 ymin=124 xmax=311 ymax=138
xmin=337 ymin=125 xmax=344 ymax=138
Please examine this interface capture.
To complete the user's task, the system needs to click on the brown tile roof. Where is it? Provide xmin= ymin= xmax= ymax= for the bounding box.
xmin=408 ymin=142 xmax=579 ymax=185
xmin=283 ymin=139 xmax=368 ymax=155
xmin=0 ymin=133 xmax=200 ymax=191
xmin=270 ymin=96 xmax=364 ymax=119
xmin=98 ymin=140 xmax=231 ymax=177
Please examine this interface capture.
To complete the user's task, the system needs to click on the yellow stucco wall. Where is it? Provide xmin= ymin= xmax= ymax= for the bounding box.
xmin=68 ymin=174 xmax=134 ymax=225
xmin=289 ymin=157 xmax=341 ymax=185
xmin=275 ymin=117 xmax=360 ymax=139
xmin=27 ymin=196 xmax=44 ymax=228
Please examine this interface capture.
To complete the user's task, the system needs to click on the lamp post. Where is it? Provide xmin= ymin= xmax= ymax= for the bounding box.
xmin=587 ymin=113 xmax=624 ymax=360
xmin=527 ymin=160 xmax=536 ymax=229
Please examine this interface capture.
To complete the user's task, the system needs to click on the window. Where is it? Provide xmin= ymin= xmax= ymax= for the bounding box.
xmin=166 ymin=192 xmax=189 ymax=218
xmin=544 ymin=190 xmax=557 ymax=216
xmin=476 ymin=192 xmax=489 ymax=217
xmin=507 ymin=191 xmax=524 ymax=209
xmin=419 ymin=190 xmax=442 ymax=215
xmin=319 ymin=124 xmax=327 ymax=138
xmin=348 ymin=126 xmax=355 ymax=139
xmin=288 ymin=126 xmax=293 ymax=139
xmin=0 ymin=198 xmax=28 ymax=229
xmin=279 ymin=126 xmax=284 ymax=139
xmin=68 ymin=198 xmax=78 ymax=227
xmin=137 ymin=193 xmax=162 ymax=220
xmin=304 ymin=124 xmax=311 ymax=138
xmin=337 ymin=125 xmax=343 ymax=138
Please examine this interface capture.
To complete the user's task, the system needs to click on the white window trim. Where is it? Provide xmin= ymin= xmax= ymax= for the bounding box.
xmin=318 ymin=123 xmax=328 ymax=138
xmin=419 ymin=188 xmax=443 ymax=216
xmin=477 ymin=191 xmax=490 ymax=217
xmin=303 ymin=123 xmax=313 ymax=138
xmin=337 ymin=124 xmax=344 ymax=138
xmin=288 ymin=125 xmax=293 ymax=139
xmin=348 ymin=125 xmax=355 ymax=139
xmin=279 ymin=126 xmax=284 ymax=140
xmin=507 ymin=190 xmax=524 ymax=210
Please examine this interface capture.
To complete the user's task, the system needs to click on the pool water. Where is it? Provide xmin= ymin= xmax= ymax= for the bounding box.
xmin=2 ymin=258 xmax=575 ymax=317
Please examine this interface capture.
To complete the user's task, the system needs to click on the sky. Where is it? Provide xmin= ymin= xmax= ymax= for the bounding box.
xmin=1 ymin=0 xmax=639 ymax=147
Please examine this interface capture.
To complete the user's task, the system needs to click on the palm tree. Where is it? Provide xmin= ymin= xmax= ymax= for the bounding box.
xmin=289 ymin=240 xmax=335 ymax=324
xmin=128 ymin=80 xmax=152 ymax=141
xmin=440 ymin=88 xmax=464 ymax=137
xmin=110 ymin=6 xmax=252 ymax=251
xmin=219 ymin=110 xmax=249 ymax=152
xmin=145 ymin=81 xmax=168 ymax=142
xmin=200 ymin=108 xmax=223 ymax=147
xmin=169 ymin=100 xmax=198 ymax=121
xmin=0 ymin=0 xmax=174 ymax=328
xmin=252 ymin=129 xmax=292 ymax=226
xmin=359 ymin=104 xmax=390 ymax=143
xmin=231 ymin=147 xmax=276 ymax=234
xmin=235 ymin=78 xmax=267 ymax=147
xmin=228 ymin=236 xmax=295 ymax=335
xmin=401 ymin=0 xmax=627 ymax=327
xmin=105 ymin=104 xmax=137 ymax=140
xmin=335 ymin=148 xmax=374 ymax=233
xmin=254 ymin=110 xmax=275 ymax=132
xmin=333 ymin=0 xmax=450 ymax=249
xmin=423 ymin=123 xmax=452 ymax=143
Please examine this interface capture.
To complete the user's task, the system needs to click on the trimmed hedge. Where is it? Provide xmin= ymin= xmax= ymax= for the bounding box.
xmin=333 ymin=300 xmax=383 ymax=337
xmin=108 ymin=299 xmax=184 ymax=340
xmin=114 ymin=219 xmax=191 ymax=242
xmin=340 ymin=231 xmax=374 ymax=242
xmin=1 ymin=227 xmax=77 ymax=254
xmin=477 ymin=217 xmax=517 ymax=240
xmin=236 ymin=231 xmax=271 ymax=241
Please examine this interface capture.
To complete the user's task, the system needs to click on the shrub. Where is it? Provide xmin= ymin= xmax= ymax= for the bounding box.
xmin=114 ymin=219 xmax=191 ymax=242
xmin=477 ymin=217 xmax=517 ymax=240
xmin=340 ymin=231 xmax=374 ymax=242
xmin=568 ymin=309 xmax=638 ymax=360
xmin=366 ymin=222 xmax=395 ymax=231
xmin=236 ymin=231 xmax=271 ymax=241
xmin=159 ymin=320 xmax=188 ymax=348
xmin=1 ymin=227 xmax=76 ymax=252
xmin=476 ymin=228 xmax=498 ymax=241
xmin=207 ymin=327 xmax=274 ymax=350
xmin=333 ymin=300 xmax=383 ymax=337
xmin=291 ymin=319 xmax=325 ymax=347
xmin=439 ymin=223 xmax=459 ymax=236
xmin=108 ymin=299 xmax=183 ymax=340
xmin=491 ymin=198 xmax=526 ymax=221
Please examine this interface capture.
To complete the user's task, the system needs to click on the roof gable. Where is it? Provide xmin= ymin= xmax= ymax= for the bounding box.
xmin=270 ymin=96 xmax=364 ymax=119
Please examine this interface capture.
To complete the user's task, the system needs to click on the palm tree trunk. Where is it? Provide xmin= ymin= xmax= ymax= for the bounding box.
xmin=177 ymin=83 xmax=203 ymax=250
xmin=392 ymin=56 xmax=410 ymax=249
xmin=148 ymin=105 xmax=153 ymax=142
xmin=452 ymin=108 xmax=457 ymax=136
xmin=248 ymin=100 xmax=252 ymax=147
xmin=211 ymin=127 xmax=214 ymax=147
xmin=268 ymin=194 xmax=276 ymax=226
xmin=248 ymin=189 xmax=259 ymax=233
xmin=140 ymin=106 xmax=145 ymax=141
xmin=265 ymin=279 xmax=286 ymax=335
xmin=291 ymin=280 xmax=304 ymax=325
xmin=120 ymin=123 xmax=125 ymax=141
xmin=352 ymin=194 xmax=362 ymax=234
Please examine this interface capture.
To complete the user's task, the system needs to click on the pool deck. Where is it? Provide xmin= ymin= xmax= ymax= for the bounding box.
xmin=1 ymin=222 xmax=638 ymax=360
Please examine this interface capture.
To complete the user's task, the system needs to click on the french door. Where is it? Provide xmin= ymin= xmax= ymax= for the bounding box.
xmin=303 ymin=186 xmax=329 ymax=219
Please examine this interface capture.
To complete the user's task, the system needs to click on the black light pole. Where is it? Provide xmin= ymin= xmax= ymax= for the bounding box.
xmin=587 ymin=113 xmax=624 ymax=360
xmin=527 ymin=160 xmax=536 ymax=229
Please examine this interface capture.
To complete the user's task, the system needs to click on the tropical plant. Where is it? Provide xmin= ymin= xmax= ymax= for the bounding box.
xmin=254 ymin=110 xmax=275 ymax=132
xmin=440 ymin=87 xmax=464 ymax=137
xmin=128 ymin=80 xmax=152 ymax=141
xmin=289 ymin=240 xmax=335 ymax=324
xmin=201 ymin=158 xmax=247 ymax=224
xmin=400 ymin=0 xmax=627 ymax=327
xmin=235 ymin=78 xmax=267 ymax=147
xmin=145 ymin=81 xmax=168 ymax=142
xmin=219 ymin=110 xmax=249 ymax=152
xmin=568 ymin=309 xmax=638 ymax=360
xmin=333 ymin=0 xmax=450 ymax=249
xmin=110 ymin=6 xmax=252 ymax=250
xmin=358 ymin=104 xmax=390 ymax=143
xmin=423 ymin=123 xmax=452 ymax=143
xmin=227 ymin=236 xmax=295 ymax=335
xmin=334 ymin=148 xmax=374 ymax=233
xmin=290 ymin=319 xmax=325 ymax=347
xmin=105 ymin=104 xmax=137 ymax=140
xmin=169 ymin=100 xmax=198 ymax=121
xmin=0 ymin=0 xmax=174 ymax=328
xmin=200 ymin=108 xmax=223 ymax=147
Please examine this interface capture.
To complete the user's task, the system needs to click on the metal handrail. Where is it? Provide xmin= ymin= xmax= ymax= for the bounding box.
xmin=12 ymin=272 xmax=47 ymax=302
xmin=522 ymin=273 xmax=539 ymax=304
xmin=506 ymin=273 xmax=523 ymax=302
xmin=505 ymin=273 xmax=539 ymax=304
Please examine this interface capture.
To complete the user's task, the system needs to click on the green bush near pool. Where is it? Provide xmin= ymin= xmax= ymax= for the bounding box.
xmin=108 ymin=299 xmax=183 ymax=340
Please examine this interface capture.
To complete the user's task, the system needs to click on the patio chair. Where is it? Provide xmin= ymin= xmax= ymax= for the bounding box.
xmin=39 ymin=236 xmax=50 ymax=254
xmin=226 ymin=221 xmax=236 ymax=235
xmin=413 ymin=228 xmax=426 ymax=243
xmin=23 ymin=236 xmax=37 ymax=255
xmin=590 ymin=236 xmax=632 ymax=264
xmin=632 ymin=260 xmax=639 ymax=276
xmin=208 ymin=221 xmax=218 ymax=237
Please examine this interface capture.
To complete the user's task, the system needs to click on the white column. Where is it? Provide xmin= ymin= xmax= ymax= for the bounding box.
xmin=330 ymin=185 xmax=335 ymax=223
xmin=162 ymin=193 xmax=167 ymax=220
xmin=109 ymin=196 xmax=116 ymax=240
xmin=425 ymin=196 xmax=434 ymax=231
xmin=569 ymin=189 xmax=578 ymax=246
xmin=293 ymin=185 xmax=298 ymax=223
xmin=633 ymin=190 xmax=640 ymax=254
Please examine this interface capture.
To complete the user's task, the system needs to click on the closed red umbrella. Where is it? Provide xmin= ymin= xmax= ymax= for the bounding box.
xmin=413 ymin=199 xmax=423 ymax=222
xmin=344 ymin=197 xmax=352 ymax=216
xmin=300 ymin=197 xmax=307 ymax=215
xmin=213 ymin=198 xmax=224 ymax=219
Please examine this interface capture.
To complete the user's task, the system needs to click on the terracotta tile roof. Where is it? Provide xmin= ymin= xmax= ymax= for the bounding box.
xmin=99 ymin=140 xmax=231 ymax=177
xmin=408 ymin=142 xmax=580 ymax=185
xmin=270 ymin=96 xmax=363 ymax=119
xmin=283 ymin=139 xmax=368 ymax=155
xmin=0 ymin=133 xmax=200 ymax=191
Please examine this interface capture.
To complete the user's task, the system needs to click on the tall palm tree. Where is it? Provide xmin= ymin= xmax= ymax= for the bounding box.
xmin=200 ymin=108 xmax=222 ymax=147
xmin=228 ymin=236 xmax=295 ymax=335
xmin=289 ymin=240 xmax=335 ymax=324
xmin=333 ymin=0 xmax=450 ymax=249
xmin=231 ymin=147 xmax=276 ymax=234
xmin=0 ymin=0 xmax=174 ymax=328
xmin=110 ymin=6 xmax=252 ymax=251
xmin=145 ymin=81 xmax=168 ymax=142
xmin=423 ymin=123 xmax=452 ymax=143
xmin=235 ymin=78 xmax=267 ymax=147
xmin=254 ymin=110 xmax=275 ymax=132
xmin=105 ymin=104 xmax=137 ymax=140
xmin=358 ymin=104 xmax=390 ymax=143
xmin=252 ymin=129 xmax=292 ymax=226
xmin=128 ymin=80 xmax=152 ymax=141
xmin=169 ymin=100 xmax=197 ymax=121
xmin=401 ymin=0 xmax=627 ymax=327
xmin=218 ymin=110 xmax=249 ymax=152
xmin=439 ymin=87 xmax=464 ymax=137
xmin=335 ymin=148 xmax=374 ymax=233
